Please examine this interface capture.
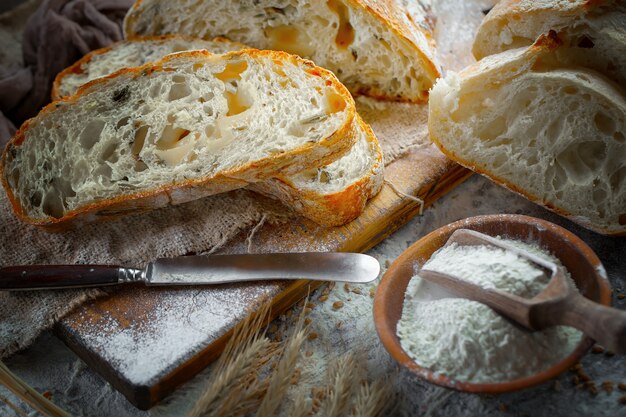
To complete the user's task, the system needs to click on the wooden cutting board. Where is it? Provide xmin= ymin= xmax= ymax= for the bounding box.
xmin=56 ymin=147 xmax=470 ymax=410
xmin=54 ymin=0 xmax=493 ymax=410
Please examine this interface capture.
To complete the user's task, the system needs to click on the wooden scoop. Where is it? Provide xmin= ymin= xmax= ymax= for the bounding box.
xmin=419 ymin=229 xmax=626 ymax=355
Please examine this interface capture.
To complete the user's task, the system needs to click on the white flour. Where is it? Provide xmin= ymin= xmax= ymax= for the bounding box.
xmin=397 ymin=239 xmax=582 ymax=383
xmin=75 ymin=282 xmax=283 ymax=385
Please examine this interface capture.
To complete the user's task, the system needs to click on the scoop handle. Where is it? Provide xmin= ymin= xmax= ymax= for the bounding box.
xmin=546 ymin=294 xmax=626 ymax=355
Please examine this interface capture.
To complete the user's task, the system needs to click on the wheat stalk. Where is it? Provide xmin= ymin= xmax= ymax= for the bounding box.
xmin=0 ymin=393 xmax=30 ymax=417
xmin=255 ymin=302 xmax=308 ymax=417
xmin=317 ymin=353 xmax=356 ymax=417
xmin=187 ymin=302 xmax=273 ymax=417
xmin=350 ymin=380 xmax=392 ymax=417
xmin=0 ymin=361 xmax=71 ymax=417
xmin=2 ymin=289 xmax=392 ymax=417
xmin=212 ymin=377 xmax=269 ymax=417
xmin=186 ymin=293 xmax=395 ymax=417
xmin=286 ymin=390 xmax=313 ymax=417
xmin=209 ymin=341 xmax=279 ymax=417
xmin=254 ymin=328 xmax=306 ymax=417
xmin=206 ymin=337 xmax=277 ymax=415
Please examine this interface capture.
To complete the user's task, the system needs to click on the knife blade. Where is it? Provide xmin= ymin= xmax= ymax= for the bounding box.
xmin=0 ymin=252 xmax=380 ymax=291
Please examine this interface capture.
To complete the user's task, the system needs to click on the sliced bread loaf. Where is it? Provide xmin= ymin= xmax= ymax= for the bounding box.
xmin=1 ymin=49 xmax=357 ymax=229
xmin=473 ymin=0 xmax=626 ymax=87
xmin=250 ymin=115 xmax=383 ymax=226
xmin=123 ymin=0 xmax=441 ymax=103
xmin=51 ymin=35 xmax=383 ymax=227
xmin=429 ymin=35 xmax=626 ymax=235
xmin=52 ymin=35 xmax=247 ymax=100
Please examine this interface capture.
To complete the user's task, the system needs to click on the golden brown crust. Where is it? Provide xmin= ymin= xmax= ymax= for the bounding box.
xmin=51 ymin=34 xmax=249 ymax=101
xmin=249 ymin=116 xmax=383 ymax=227
xmin=2 ymin=49 xmax=357 ymax=230
xmin=479 ymin=0 xmax=600 ymax=23
xmin=473 ymin=0 xmax=612 ymax=59
xmin=354 ymin=0 xmax=440 ymax=80
xmin=51 ymin=47 xmax=107 ymax=101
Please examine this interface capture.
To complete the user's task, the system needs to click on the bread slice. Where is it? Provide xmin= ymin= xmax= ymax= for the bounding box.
xmin=473 ymin=0 xmax=626 ymax=87
xmin=1 ymin=49 xmax=357 ymax=229
xmin=123 ymin=0 xmax=441 ymax=103
xmin=52 ymin=34 xmax=383 ymax=227
xmin=250 ymin=115 xmax=383 ymax=226
xmin=52 ymin=35 xmax=247 ymax=100
xmin=429 ymin=35 xmax=626 ymax=235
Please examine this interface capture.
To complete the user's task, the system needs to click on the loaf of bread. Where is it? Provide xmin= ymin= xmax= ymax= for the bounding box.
xmin=473 ymin=0 xmax=626 ymax=87
xmin=52 ymin=35 xmax=247 ymax=100
xmin=123 ymin=0 xmax=441 ymax=103
xmin=251 ymin=115 xmax=383 ymax=226
xmin=429 ymin=35 xmax=626 ymax=235
xmin=1 ymin=49 xmax=358 ymax=229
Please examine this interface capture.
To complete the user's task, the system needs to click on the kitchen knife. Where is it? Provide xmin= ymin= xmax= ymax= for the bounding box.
xmin=0 ymin=252 xmax=380 ymax=291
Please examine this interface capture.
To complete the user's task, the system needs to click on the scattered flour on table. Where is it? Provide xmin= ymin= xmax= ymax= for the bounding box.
xmin=397 ymin=239 xmax=582 ymax=383
xmin=76 ymin=283 xmax=282 ymax=385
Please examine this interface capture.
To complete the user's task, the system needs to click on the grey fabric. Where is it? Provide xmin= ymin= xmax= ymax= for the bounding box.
xmin=0 ymin=0 xmax=132 ymax=148
xmin=0 ymin=112 xmax=16 ymax=143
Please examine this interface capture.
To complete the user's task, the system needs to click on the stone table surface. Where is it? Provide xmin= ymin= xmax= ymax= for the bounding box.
xmin=1 ymin=174 xmax=625 ymax=417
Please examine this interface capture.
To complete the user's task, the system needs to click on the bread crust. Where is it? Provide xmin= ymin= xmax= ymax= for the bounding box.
xmin=2 ymin=49 xmax=358 ymax=230
xmin=429 ymin=133 xmax=626 ymax=237
xmin=473 ymin=0 xmax=617 ymax=59
xmin=123 ymin=0 xmax=441 ymax=103
xmin=343 ymin=0 xmax=441 ymax=102
xmin=51 ymin=34 xmax=248 ymax=101
xmin=249 ymin=116 xmax=384 ymax=226
xmin=430 ymin=35 xmax=626 ymax=236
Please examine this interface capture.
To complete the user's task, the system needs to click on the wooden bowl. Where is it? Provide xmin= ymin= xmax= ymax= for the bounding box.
xmin=373 ymin=214 xmax=611 ymax=393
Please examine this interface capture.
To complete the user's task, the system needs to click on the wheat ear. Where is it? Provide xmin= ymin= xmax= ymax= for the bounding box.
xmin=350 ymin=380 xmax=392 ymax=417
xmin=209 ymin=341 xmax=279 ymax=417
xmin=186 ymin=302 xmax=272 ymax=417
xmin=287 ymin=390 xmax=313 ymax=417
xmin=318 ymin=353 xmax=356 ymax=417
xmin=211 ymin=377 xmax=269 ymax=417
xmin=255 ymin=303 xmax=308 ymax=417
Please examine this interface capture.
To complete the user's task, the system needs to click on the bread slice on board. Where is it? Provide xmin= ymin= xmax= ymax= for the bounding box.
xmin=123 ymin=0 xmax=441 ymax=103
xmin=473 ymin=0 xmax=626 ymax=87
xmin=52 ymin=35 xmax=247 ymax=100
xmin=1 ymin=49 xmax=357 ymax=230
xmin=51 ymin=35 xmax=383 ymax=227
xmin=250 ymin=115 xmax=383 ymax=226
xmin=429 ymin=35 xmax=626 ymax=235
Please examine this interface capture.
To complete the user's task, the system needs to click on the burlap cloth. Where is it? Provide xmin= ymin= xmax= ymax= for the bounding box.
xmin=0 ymin=0 xmax=431 ymax=359
xmin=0 ymin=108 xmax=428 ymax=359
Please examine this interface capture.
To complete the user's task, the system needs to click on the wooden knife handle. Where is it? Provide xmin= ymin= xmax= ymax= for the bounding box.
xmin=0 ymin=265 xmax=140 ymax=291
